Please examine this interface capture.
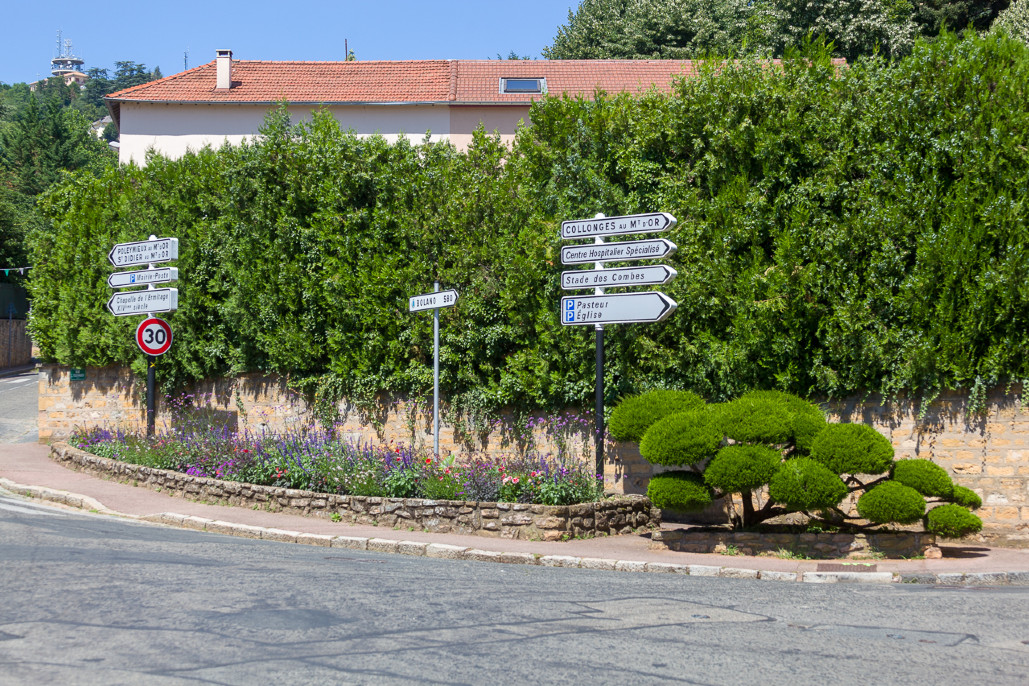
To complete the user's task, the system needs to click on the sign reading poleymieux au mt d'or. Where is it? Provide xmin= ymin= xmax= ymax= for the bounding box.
xmin=107 ymin=237 xmax=179 ymax=268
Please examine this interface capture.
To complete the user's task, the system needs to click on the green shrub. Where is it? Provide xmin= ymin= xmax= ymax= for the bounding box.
xmin=704 ymin=444 xmax=782 ymax=494
xmin=926 ymin=504 xmax=984 ymax=538
xmin=647 ymin=471 xmax=713 ymax=512
xmin=608 ymin=390 xmax=705 ymax=442
xmin=639 ymin=408 xmax=723 ymax=467
xmin=720 ymin=391 xmax=826 ymax=450
xmin=951 ymin=485 xmax=983 ymax=509
xmin=767 ymin=457 xmax=848 ymax=511
xmin=892 ymin=459 xmax=954 ymax=498
xmin=810 ymin=423 xmax=894 ymax=475
xmin=856 ymin=482 xmax=926 ymax=525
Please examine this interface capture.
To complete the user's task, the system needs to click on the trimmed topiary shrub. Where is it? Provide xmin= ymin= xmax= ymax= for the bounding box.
xmin=704 ymin=445 xmax=782 ymax=494
xmin=892 ymin=459 xmax=954 ymax=498
xmin=639 ymin=408 xmax=723 ymax=467
xmin=608 ymin=390 xmax=705 ymax=442
xmin=856 ymin=482 xmax=926 ymax=525
xmin=810 ymin=423 xmax=894 ymax=475
xmin=647 ymin=471 xmax=713 ymax=512
xmin=720 ymin=390 xmax=826 ymax=450
xmin=951 ymin=485 xmax=983 ymax=509
xmin=768 ymin=457 xmax=848 ymax=511
xmin=926 ymin=504 xmax=984 ymax=538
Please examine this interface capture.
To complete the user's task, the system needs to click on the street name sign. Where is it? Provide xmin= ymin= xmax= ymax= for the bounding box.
xmin=561 ymin=212 xmax=676 ymax=240
xmin=561 ymin=264 xmax=677 ymax=290
xmin=560 ymin=238 xmax=677 ymax=266
xmin=108 ymin=237 xmax=179 ymax=268
xmin=409 ymin=289 xmax=459 ymax=312
xmin=136 ymin=317 xmax=173 ymax=356
xmin=561 ymin=291 xmax=677 ymax=326
xmin=107 ymin=288 xmax=179 ymax=316
xmin=107 ymin=267 xmax=179 ymax=289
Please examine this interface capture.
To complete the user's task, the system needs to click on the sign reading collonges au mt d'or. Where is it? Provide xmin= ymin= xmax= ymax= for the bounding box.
xmin=560 ymin=212 xmax=676 ymax=239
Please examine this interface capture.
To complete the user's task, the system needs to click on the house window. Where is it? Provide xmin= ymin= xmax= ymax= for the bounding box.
xmin=500 ymin=78 xmax=546 ymax=94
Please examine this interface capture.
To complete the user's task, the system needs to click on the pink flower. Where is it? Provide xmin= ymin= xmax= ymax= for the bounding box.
xmin=512 ymin=477 xmax=520 ymax=485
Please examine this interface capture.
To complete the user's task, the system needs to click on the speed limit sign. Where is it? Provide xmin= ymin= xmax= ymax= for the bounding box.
xmin=135 ymin=317 xmax=173 ymax=356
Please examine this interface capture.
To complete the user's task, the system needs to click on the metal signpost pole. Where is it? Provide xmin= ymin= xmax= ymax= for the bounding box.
xmin=433 ymin=281 xmax=441 ymax=458
xmin=593 ymin=216 xmax=605 ymax=482
xmin=147 ymin=355 xmax=156 ymax=437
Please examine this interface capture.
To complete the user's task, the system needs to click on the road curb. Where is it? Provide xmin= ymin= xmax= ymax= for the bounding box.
xmin=4 ymin=478 xmax=1028 ymax=586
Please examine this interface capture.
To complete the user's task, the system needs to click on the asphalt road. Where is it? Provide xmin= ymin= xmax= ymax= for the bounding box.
xmin=2 ymin=493 xmax=1029 ymax=686
xmin=0 ymin=369 xmax=37 ymax=443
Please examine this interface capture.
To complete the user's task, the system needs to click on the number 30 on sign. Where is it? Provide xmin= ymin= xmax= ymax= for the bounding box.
xmin=136 ymin=317 xmax=173 ymax=356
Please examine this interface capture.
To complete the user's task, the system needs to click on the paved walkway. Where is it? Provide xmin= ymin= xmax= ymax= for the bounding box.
xmin=3 ymin=441 xmax=1029 ymax=585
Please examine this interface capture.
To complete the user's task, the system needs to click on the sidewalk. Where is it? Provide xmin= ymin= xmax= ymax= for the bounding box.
xmin=4 ymin=441 xmax=1029 ymax=585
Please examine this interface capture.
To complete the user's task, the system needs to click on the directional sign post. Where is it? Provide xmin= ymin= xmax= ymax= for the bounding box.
xmin=561 ymin=265 xmax=677 ymax=290
xmin=107 ymin=288 xmax=179 ymax=316
xmin=561 ymin=291 xmax=677 ymax=326
xmin=561 ymin=212 xmax=676 ymax=239
xmin=559 ymin=212 xmax=679 ymax=480
xmin=560 ymin=238 xmax=677 ymax=266
xmin=106 ymin=235 xmax=181 ymax=438
xmin=108 ymin=237 xmax=178 ymax=268
xmin=409 ymin=284 xmax=459 ymax=457
xmin=108 ymin=267 xmax=179 ymax=289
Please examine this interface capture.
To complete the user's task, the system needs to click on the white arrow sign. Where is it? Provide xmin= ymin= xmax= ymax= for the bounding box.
xmin=562 ymin=265 xmax=678 ymax=290
xmin=409 ymin=289 xmax=459 ymax=312
xmin=561 ymin=212 xmax=676 ymax=239
xmin=561 ymin=291 xmax=677 ymax=325
xmin=561 ymin=238 xmax=677 ymax=266
xmin=106 ymin=288 xmax=179 ymax=317
xmin=108 ymin=267 xmax=179 ymax=289
xmin=108 ymin=237 xmax=179 ymax=268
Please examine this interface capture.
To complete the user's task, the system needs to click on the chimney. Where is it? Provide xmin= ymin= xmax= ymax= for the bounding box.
xmin=216 ymin=49 xmax=232 ymax=89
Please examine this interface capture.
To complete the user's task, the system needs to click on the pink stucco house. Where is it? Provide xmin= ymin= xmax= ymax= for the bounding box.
xmin=105 ymin=50 xmax=700 ymax=165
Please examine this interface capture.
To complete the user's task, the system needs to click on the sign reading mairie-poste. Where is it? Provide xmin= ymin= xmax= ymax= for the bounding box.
xmin=560 ymin=212 xmax=676 ymax=240
xmin=107 ymin=267 xmax=179 ymax=289
xmin=108 ymin=237 xmax=179 ymax=268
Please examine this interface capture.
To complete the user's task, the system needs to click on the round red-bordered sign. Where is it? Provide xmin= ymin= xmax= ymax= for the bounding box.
xmin=136 ymin=317 xmax=173 ymax=356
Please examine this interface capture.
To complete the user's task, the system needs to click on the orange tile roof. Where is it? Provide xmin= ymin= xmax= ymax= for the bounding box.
xmin=105 ymin=59 xmax=699 ymax=105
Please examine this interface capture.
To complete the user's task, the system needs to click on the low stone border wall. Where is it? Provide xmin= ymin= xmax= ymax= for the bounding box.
xmin=49 ymin=443 xmax=658 ymax=540
xmin=652 ymin=527 xmax=937 ymax=560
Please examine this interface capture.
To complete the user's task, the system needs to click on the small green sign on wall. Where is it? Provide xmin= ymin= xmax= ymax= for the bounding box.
xmin=70 ymin=368 xmax=86 ymax=381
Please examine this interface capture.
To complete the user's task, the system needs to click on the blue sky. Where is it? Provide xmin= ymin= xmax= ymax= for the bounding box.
xmin=2 ymin=1 xmax=579 ymax=84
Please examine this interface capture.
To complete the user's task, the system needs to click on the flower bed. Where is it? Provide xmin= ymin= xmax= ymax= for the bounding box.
xmin=49 ymin=442 xmax=658 ymax=540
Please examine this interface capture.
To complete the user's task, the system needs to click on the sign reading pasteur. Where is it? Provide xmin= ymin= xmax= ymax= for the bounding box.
xmin=561 ymin=291 xmax=677 ymax=326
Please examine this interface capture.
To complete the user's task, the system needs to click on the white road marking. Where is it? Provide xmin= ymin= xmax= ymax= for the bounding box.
xmin=0 ymin=498 xmax=65 ymax=517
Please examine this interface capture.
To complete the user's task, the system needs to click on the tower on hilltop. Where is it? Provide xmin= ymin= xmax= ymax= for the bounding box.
xmin=51 ymin=30 xmax=85 ymax=77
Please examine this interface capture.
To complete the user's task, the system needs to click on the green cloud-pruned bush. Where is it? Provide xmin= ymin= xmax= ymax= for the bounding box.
xmin=926 ymin=504 xmax=984 ymax=538
xmin=647 ymin=471 xmax=713 ymax=512
xmin=892 ymin=459 xmax=954 ymax=498
xmin=639 ymin=408 xmax=723 ymax=467
xmin=810 ymin=423 xmax=894 ymax=475
xmin=951 ymin=485 xmax=983 ymax=509
xmin=768 ymin=457 xmax=848 ymax=511
xmin=856 ymin=482 xmax=926 ymax=524
xmin=720 ymin=390 xmax=826 ymax=450
xmin=704 ymin=445 xmax=782 ymax=494
xmin=608 ymin=390 xmax=705 ymax=442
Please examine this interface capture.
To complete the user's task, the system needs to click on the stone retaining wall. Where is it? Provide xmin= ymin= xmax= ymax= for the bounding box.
xmin=35 ymin=364 xmax=1029 ymax=543
xmin=652 ymin=527 xmax=936 ymax=560
xmin=49 ymin=442 xmax=658 ymax=541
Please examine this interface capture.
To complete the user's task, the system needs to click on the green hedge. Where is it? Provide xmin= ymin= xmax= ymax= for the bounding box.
xmin=607 ymin=389 xmax=704 ymax=442
xmin=28 ymin=32 xmax=1029 ymax=413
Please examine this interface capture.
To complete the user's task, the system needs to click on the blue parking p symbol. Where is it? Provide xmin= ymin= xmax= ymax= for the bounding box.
xmin=564 ymin=299 xmax=575 ymax=323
